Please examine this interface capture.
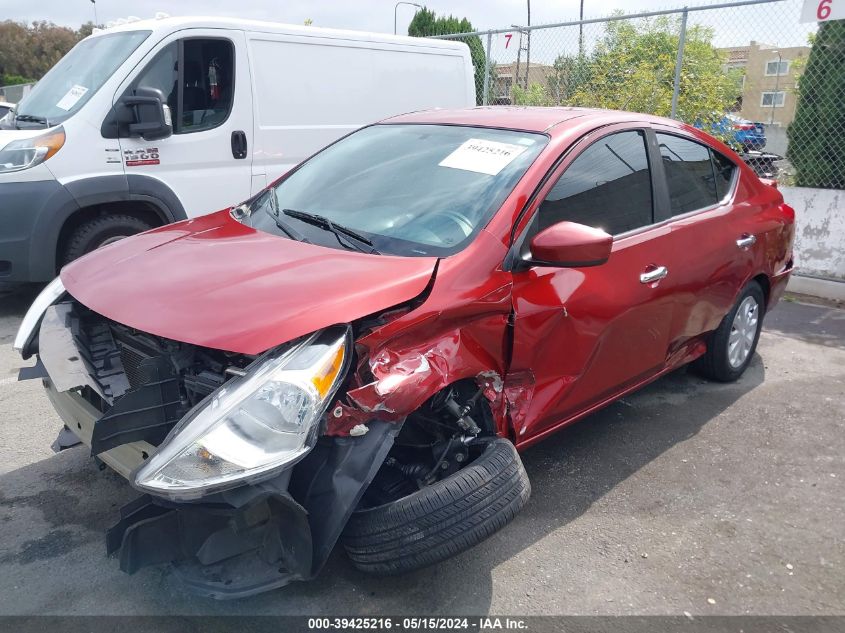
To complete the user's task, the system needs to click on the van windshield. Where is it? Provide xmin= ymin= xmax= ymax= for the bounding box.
xmin=13 ymin=30 xmax=150 ymax=128
xmin=242 ymin=124 xmax=548 ymax=257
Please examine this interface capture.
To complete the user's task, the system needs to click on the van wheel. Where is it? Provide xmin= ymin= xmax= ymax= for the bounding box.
xmin=693 ymin=281 xmax=765 ymax=382
xmin=62 ymin=215 xmax=153 ymax=266
xmin=342 ymin=438 xmax=531 ymax=576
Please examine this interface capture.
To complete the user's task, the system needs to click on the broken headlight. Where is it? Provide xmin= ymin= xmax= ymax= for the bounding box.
xmin=134 ymin=327 xmax=350 ymax=500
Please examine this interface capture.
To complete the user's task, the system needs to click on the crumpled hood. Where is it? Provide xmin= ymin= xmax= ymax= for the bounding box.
xmin=61 ymin=210 xmax=437 ymax=354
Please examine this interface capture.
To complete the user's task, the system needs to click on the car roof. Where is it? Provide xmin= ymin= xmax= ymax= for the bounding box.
xmin=384 ymin=106 xmax=683 ymax=136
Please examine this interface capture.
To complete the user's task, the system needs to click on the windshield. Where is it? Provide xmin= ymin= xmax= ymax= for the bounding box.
xmin=242 ymin=124 xmax=548 ymax=257
xmin=13 ymin=30 xmax=150 ymax=128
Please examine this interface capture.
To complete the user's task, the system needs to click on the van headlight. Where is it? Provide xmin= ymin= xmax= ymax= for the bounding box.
xmin=0 ymin=127 xmax=65 ymax=173
xmin=134 ymin=327 xmax=350 ymax=500
xmin=14 ymin=276 xmax=66 ymax=358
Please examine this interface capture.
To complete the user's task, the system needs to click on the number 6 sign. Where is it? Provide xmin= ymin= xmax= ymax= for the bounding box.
xmin=801 ymin=0 xmax=843 ymax=22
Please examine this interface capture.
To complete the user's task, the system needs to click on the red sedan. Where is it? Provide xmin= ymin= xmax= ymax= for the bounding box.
xmin=15 ymin=107 xmax=794 ymax=598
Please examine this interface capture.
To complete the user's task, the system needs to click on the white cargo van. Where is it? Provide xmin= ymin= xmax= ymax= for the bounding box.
xmin=0 ymin=16 xmax=475 ymax=282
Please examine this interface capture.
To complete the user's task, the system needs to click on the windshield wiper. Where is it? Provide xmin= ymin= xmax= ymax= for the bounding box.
xmin=14 ymin=113 xmax=50 ymax=127
xmin=248 ymin=191 xmax=311 ymax=244
xmin=283 ymin=209 xmax=379 ymax=254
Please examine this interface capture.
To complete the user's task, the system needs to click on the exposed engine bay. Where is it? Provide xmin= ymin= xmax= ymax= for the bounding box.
xmin=39 ymin=299 xmax=254 ymax=455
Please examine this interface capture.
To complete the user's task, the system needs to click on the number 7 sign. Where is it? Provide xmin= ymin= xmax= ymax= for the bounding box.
xmin=801 ymin=0 xmax=844 ymax=22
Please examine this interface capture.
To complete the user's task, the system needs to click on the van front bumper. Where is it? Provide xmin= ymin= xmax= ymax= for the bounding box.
xmin=0 ymin=179 xmax=79 ymax=282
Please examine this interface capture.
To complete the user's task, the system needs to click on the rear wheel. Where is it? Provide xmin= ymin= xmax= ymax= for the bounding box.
xmin=694 ymin=281 xmax=765 ymax=382
xmin=62 ymin=214 xmax=153 ymax=266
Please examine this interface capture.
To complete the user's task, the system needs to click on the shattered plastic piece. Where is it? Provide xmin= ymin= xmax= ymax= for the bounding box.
xmin=349 ymin=424 xmax=369 ymax=437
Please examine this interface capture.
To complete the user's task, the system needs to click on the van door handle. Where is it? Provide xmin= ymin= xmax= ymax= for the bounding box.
xmin=231 ymin=131 xmax=247 ymax=159
xmin=736 ymin=233 xmax=756 ymax=249
xmin=640 ymin=265 xmax=669 ymax=284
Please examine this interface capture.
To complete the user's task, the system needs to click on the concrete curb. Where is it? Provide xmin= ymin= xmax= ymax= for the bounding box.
xmin=787 ymin=274 xmax=845 ymax=303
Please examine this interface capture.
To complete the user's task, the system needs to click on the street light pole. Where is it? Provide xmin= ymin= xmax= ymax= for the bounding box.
xmin=770 ymin=50 xmax=782 ymax=125
xmin=90 ymin=0 xmax=98 ymax=25
xmin=394 ymin=2 xmax=422 ymax=35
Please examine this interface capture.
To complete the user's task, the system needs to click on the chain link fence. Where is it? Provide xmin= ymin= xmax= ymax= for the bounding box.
xmin=431 ymin=0 xmax=843 ymax=189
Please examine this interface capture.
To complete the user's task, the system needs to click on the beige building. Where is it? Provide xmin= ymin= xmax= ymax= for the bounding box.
xmin=493 ymin=62 xmax=555 ymax=104
xmin=718 ymin=41 xmax=810 ymax=127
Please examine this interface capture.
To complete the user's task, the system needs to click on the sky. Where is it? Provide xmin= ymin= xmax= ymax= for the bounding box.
xmin=0 ymin=0 xmax=814 ymax=49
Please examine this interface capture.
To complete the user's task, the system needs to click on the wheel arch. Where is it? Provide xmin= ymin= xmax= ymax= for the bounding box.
xmin=33 ymin=174 xmax=188 ymax=276
xmin=752 ymin=272 xmax=771 ymax=308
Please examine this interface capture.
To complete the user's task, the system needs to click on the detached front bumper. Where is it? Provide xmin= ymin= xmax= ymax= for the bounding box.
xmin=41 ymin=377 xmax=397 ymax=597
xmin=29 ymin=304 xmax=399 ymax=598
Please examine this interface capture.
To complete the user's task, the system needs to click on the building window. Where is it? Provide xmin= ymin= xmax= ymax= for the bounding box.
xmin=765 ymin=59 xmax=790 ymax=76
xmin=761 ymin=91 xmax=786 ymax=107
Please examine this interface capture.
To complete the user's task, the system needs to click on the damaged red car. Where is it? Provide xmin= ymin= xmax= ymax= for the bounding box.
xmin=15 ymin=107 xmax=795 ymax=598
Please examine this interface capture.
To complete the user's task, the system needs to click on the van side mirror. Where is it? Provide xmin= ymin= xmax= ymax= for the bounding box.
xmin=119 ymin=87 xmax=172 ymax=141
xmin=528 ymin=221 xmax=613 ymax=267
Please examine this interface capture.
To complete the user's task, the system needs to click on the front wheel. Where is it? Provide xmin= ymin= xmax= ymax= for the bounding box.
xmin=694 ymin=281 xmax=765 ymax=382
xmin=61 ymin=214 xmax=153 ymax=266
xmin=343 ymin=438 xmax=531 ymax=576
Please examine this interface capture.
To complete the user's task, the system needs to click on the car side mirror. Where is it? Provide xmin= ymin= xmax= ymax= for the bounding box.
xmin=527 ymin=221 xmax=613 ymax=267
xmin=119 ymin=87 xmax=172 ymax=141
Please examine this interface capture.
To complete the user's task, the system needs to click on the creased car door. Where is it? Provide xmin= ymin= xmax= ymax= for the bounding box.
xmin=507 ymin=126 xmax=680 ymax=446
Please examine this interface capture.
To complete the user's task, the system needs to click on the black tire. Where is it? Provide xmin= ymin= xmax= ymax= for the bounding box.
xmin=62 ymin=214 xmax=153 ymax=266
xmin=694 ymin=280 xmax=765 ymax=382
xmin=343 ymin=438 xmax=531 ymax=576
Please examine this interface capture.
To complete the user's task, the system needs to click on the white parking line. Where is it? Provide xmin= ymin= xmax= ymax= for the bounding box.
xmin=0 ymin=376 xmax=17 ymax=388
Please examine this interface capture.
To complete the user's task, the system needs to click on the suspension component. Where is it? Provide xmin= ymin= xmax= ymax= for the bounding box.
xmin=442 ymin=389 xmax=482 ymax=436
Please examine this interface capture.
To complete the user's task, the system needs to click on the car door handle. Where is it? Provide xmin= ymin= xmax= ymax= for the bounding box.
xmin=736 ymin=234 xmax=757 ymax=249
xmin=640 ymin=265 xmax=669 ymax=284
xmin=231 ymin=130 xmax=247 ymax=160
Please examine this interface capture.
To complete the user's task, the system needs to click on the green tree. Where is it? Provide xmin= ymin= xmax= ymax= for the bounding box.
xmin=512 ymin=83 xmax=553 ymax=106
xmin=568 ymin=16 xmax=738 ymax=125
xmin=0 ymin=20 xmax=94 ymax=85
xmin=408 ymin=8 xmax=487 ymax=105
xmin=787 ymin=20 xmax=845 ymax=189
xmin=546 ymin=54 xmax=592 ymax=105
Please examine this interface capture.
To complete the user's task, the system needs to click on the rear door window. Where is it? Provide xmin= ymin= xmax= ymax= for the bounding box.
xmin=538 ymin=130 xmax=654 ymax=236
xmin=656 ymin=133 xmax=719 ymax=216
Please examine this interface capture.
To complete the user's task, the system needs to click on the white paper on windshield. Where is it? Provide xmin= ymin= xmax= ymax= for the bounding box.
xmin=439 ymin=138 xmax=527 ymax=176
xmin=56 ymin=85 xmax=89 ymax=111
